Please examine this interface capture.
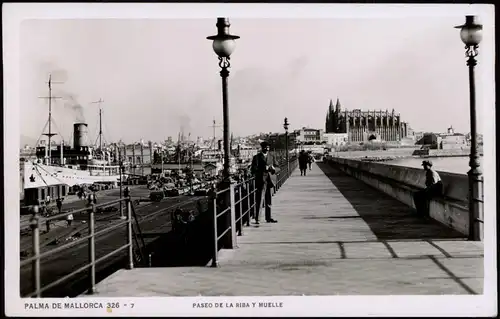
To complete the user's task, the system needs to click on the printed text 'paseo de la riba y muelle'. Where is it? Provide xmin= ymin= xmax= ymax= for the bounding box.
xmin=193 ymin=302 xmax=283 ymax=309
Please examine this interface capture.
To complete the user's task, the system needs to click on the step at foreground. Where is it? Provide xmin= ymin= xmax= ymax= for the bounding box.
xmin=89 ymin=162 xmax=483 ymax=296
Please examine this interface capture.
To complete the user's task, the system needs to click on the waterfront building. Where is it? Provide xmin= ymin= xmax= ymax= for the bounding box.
xmin=294 ymin=127 xmax=322 ymax=144
xmin=325 ymin=98 xmax=409 ymax=144
xmin=322 ymin=133 xmax=348 ymax=147
xmin=111 ymin=142 xmax=153 ymax=166
xmin=416 ymin=133 xmax=441 ymax=149
xmin=439 ymin=126 xmax=467 ymax=150
xmin=237 ymin=145 xmax=259 ymax=161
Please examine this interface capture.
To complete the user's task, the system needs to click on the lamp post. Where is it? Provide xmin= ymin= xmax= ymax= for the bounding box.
xmin=207 ymin=18 xmax=240 ymax=252
xmin=119 ymin=160 xmax=125 ymax=219
xmin=455 ymin=15 xmax=483 ymax=241
xmin=283 ymin=117 xmax=290 ymax=174
xmin=207 ymin=18 xmax=240 ymax=182
xmin=161 ymin=148 xmax=164 ymax=176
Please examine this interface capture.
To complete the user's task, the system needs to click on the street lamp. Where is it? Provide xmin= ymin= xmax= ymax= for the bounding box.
xmin=283 ymin=117 xmax=290 ymax=174
xmin=119 ymin=160 xmax=125 ymax=219
xmin=207 ymin=17 xmax=240 ymax=181
xmin=207 ymin=18 xmax=240 ymax=253
xmin=455 ymin=15 xmax=483 ymax=241
xmin=161 ymin=148 xmax=164 ymax=176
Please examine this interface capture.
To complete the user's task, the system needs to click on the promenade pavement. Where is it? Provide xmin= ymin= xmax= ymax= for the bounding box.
xmin=89 ymin=162 xmax=483 ymax=296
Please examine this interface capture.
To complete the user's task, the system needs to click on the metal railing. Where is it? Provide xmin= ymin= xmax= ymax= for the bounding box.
xmin=21 ymin=197 xmax=137 ymax=298
xmin=209 ymin=157 xmax=298 ymax=267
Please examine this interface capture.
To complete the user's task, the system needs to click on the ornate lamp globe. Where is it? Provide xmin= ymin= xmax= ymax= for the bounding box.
xmin=207 ymin=18 xmax=240 ymax=58
xmin=455 ymin=15 xmax=483 ymax=46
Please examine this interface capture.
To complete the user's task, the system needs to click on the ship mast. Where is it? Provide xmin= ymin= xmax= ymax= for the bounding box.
xmin=209 ymin=118 xmax=222 ymax=150
xmin=177 ymin=131 xmax=181 ymax=171
xmin=39 ymin=74 xmax=62 ymax=164
xmin=188 ymin=132 xmax=193 ymax=168
xmin=91 ymin=98 xmax=104 ymax=153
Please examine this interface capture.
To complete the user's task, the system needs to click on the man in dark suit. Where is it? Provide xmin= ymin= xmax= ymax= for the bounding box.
xmin=251 ymin=141 xmax=280 ymax=224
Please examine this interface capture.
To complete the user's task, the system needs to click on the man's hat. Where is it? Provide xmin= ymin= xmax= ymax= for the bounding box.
xmin=422 ymin=160 xmax=433 ymax=167
xmin=260 ymin=141 xmax=270 ymax=148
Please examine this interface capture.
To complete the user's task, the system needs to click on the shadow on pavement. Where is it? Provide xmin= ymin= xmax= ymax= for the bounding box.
xmin=316 ymin=162 xmax=466 ymax=240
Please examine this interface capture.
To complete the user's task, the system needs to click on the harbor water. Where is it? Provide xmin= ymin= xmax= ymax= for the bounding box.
xmin=136 ymin=157 xmax=483 ymax=176
xmin=384 ymin=156 xmax=484 ymax=175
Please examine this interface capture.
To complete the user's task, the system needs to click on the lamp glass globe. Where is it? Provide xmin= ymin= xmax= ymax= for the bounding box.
xmin=212 ymin=39 xmax=236 ymax=58
xmin=460 ymin=26 xmax=483 ymax=46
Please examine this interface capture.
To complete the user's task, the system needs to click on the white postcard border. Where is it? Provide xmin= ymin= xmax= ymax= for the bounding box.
xmin=3 ymin=3 xmax=496 ymax=317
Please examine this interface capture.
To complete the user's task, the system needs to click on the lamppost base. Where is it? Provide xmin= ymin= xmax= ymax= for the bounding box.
xmin=467 ymin=166 xmax=483 ymax=241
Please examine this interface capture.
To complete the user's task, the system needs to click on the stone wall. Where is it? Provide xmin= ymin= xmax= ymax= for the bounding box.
xmin=325 ymin=156 xmax=470 ymax=236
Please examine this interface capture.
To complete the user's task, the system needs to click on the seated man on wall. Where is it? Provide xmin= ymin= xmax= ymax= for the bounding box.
xmin=413 ymin=160 xmax=443 ymax=219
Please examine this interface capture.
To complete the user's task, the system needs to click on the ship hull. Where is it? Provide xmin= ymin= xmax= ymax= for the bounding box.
xmin=23 ymin=161 xmax=126 ymax=189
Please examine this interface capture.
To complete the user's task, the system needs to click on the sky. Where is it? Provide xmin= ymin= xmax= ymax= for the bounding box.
xmin=19 ymin=16 xmax=491 ymax=145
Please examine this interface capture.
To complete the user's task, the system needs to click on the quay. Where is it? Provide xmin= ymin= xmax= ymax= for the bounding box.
xmin=87 ymin=162 xmax=483 ymax=296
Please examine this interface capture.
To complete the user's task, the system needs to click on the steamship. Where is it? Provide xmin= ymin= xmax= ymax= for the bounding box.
xmin=22 ymin=123 xmax=125 ymax=206
xmin=22 ymin=76 xmax=124 ymax=206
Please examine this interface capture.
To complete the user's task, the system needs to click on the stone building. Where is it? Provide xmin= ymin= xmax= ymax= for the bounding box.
xmin=325 ymin=98 xmax=409 ymax=144
xmin=294 ymin=128 xmax=322 ymax=144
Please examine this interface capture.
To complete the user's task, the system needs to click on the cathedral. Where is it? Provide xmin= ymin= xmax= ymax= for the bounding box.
xmin=325 ymin=98 xmax=409 ymax=143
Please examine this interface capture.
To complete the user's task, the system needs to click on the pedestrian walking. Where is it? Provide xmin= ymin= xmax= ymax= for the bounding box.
xmin=413 ymin=160 xmax=443 ymax=219
xmin=307 ymin=151 xmax=314 ymax=171
xmin=56 ymin=197 xmax=63 ymax=214
xmin=298 ymin=150 xmax=308 ymax=176
xmin=66 ymin=213 xmax=74 ymax=227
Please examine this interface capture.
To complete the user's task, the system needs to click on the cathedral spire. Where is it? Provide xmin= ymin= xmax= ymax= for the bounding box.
xmin=328 ymin=99 xmax=334 ymax=113
xmin=335 ymin=97 xmax=341 ymax=112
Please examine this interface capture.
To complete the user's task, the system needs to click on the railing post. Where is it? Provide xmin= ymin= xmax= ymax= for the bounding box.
xmin=275 ymin=168 xmax=279 ymax=193
xmin=273 ymin=174 xmax=277 ymax=194
xmin=226 ymin=183 xmax=237 ymax=249
xmin=238 ymin=184 xmax=243 ymax=236
xmin=87 ymin=203 xmax=96 ymax=295
xmin=246 ymin=180 xmax=251 ymax=227
xmin=127 ymin=198 xmax=134 ymax=270
xmin=252 ymin=179 xmax=257 ymax=219
xmin=30 ymin=209 xmax=41 ymax=297
xmin=210 ymin=191 xmax=218 ymax=268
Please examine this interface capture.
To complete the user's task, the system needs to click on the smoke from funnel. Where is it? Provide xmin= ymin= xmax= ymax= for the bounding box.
xmin=61 ymin=93 xmax=86 ymax=123
xmin=178 ymin=115 xmax=192 ymax=136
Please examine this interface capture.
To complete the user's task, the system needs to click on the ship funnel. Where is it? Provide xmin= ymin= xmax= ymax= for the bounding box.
xmin=73 ymin=123 xmax=89 ymax=149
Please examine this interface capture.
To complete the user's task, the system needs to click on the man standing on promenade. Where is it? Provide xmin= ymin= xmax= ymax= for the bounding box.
xmin=413 ymin=160 xmax=443 ymax=219
xmin=251 ymin=141 xmax=279 ymax=224
xmin=298 ymin=150 xmax=308 ymax=176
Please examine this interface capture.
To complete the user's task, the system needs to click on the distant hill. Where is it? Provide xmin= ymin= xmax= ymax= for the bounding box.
xmin=20 ymin=135 xmax=38 ymax=149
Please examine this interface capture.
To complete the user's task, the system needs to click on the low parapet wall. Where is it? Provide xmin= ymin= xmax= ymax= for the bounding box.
xmin=325 ymin=156 xmax=469 ymax=236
